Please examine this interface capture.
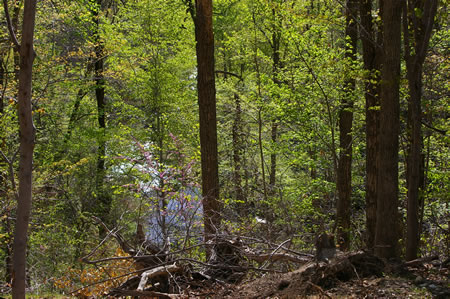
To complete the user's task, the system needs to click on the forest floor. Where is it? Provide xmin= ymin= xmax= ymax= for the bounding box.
xmin=3 ymin=252 xmax=449 ymax=298
xmin=206 ymin=252 xmax=450 ymax=299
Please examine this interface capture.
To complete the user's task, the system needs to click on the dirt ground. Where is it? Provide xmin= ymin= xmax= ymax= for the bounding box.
xmin=205 ymin=252 xmax=450 ymax=299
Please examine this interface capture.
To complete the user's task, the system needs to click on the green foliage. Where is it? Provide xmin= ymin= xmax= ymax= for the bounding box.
xmin=0 ymin=0 xmax=447 ymax=294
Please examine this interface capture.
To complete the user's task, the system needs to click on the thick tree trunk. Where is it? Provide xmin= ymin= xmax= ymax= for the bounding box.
xmin=359 ymin=0 xmax=382 ymax=252
xmin=11 ymin=0 xmax=37 ymax=297
xmin=375 ymin=0 xmax=402 ymax=259
xmin=194 ymin=0 xmax=221 ymax=245
xmin=336 ymin=0 xmax=357 ymax=251
xmin=403 ymin=0 xmax=438 ymax=261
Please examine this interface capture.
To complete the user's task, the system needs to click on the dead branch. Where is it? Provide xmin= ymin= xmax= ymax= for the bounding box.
xmin=244 ymin=251 xmax=310 ymax=264
xmin=137 ymin=264 xmax=182 ymax=291
xmin=307 ymin=281 xmax=332 ymax=299
xmin=107 ymin=288 xmax=179 ymax=298
xmin=404 ymin=255 xmax=439 ymax=268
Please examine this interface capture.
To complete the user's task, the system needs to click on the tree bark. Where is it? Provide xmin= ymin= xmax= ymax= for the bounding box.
xmin=194 ymin=0 xmax=221 ymax=245
xmin=336 ymin=0 xmax=358 ymax=251
xmin=375 ymin=0 xmax=402 ymax=259
xmin=90 ymin=0 xmax=111 ymax=235
xmin=232 ymin=93 xmax=245 ymax=209
xmin=403 ymin=0 xmax=438 ymax=261
xmin=11 ymin=0 xmax=37 ymax=297
xmin=359 ymin=0 xmax=382 ymax=252
xmin=0 ymin=57 xmax=4 ymax=114
xmin=269 ymin=5 xmax=281 ymax=194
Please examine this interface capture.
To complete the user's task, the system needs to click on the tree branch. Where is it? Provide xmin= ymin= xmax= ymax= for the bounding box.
xmin=422 ymin=120 xmax=446 ymax=135
xmin=215 ymin=70 xmax=243 ymax=81
xmin=2 ymin=0 xmax=21 ymax=51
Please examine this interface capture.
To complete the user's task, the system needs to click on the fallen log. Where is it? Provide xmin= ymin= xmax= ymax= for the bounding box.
xmin=108 ymin=288 xmax=180 ymax=298
xmin=137 ymin=264 xmax=182 ymax=291
xmin=244 ymin=251 xmax=311 ymax=264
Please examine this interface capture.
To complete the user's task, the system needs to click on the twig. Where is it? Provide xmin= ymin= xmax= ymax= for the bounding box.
xmin=2 ymin=0 xmax=20 ymax=51
xmin=0 ymin=149 xmax=19 ymax=200
xmin=81 ymin=225 xmax=117 ymax=263
xmin=307 ymin=281 xmax=332 ymax=299
xmin=68 ymin=262 xmax=171 ymax=295
xmin=108 ymin=288 xmax=175 ymax=299
xmin=260 ymin=239 xmax=292 ymax=269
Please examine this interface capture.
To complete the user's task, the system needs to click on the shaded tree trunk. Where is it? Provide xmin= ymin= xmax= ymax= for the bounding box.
xmin=403 ymin=0 xmax=438 ymax=261
xmin=194 ymin=0 xmax=221 ymax=245
xmin=11 ymin=0 xmax=37 ymax=297
xmin=0 ymin=57 xmax=4 ymax=113
xmin=269 ymin=4 xmax=282 ymax=194
xmin=375 ymin=0 xmax=402 ymax=259
xmin=359 ymin=0 xmax=382 ymax=252
xmin=90 ymin=0 xmax=111 ymax=235
xmin=232 ymin=93 xmax=245 ymax=210
xmin=336 ymin=0 xmax=358 ymax=251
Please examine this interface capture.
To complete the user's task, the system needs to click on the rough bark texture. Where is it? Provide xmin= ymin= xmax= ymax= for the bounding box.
xmin=403 ymin=0 xmax=438 ymax=261
xmin=359 ymin=0 xmax=382 ymax=252
xmin=12 ymin=0 xmax=37 ymax=297
xmin=336 ymin=0 xmax=357 ymax=251
xmin=375 ymin=0 xmax=402 ymax=259
xmin=194 ymin=0 xmax=221 ymax=244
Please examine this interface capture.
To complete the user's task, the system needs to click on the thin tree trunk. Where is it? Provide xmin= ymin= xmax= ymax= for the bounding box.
xmin=0 ymin=57 xmax=4 ymax=113
xmin=252 ymin=13 xmax=268 ymax=203
xmin=359 ymin=0 xmax=382 ymax=252
xmin=269 ymin=122 xmax=277 ymax=190
xmin=375 ymin=0 xmax=402 ymax=259
xmin=90 ymin=0 xmax=111 ymax=235
xmin=269 ymin=5 xmax=281 ymax=194
xmin=336 ymin=0 xmax=357 ymax=251
xmin=232 ymin=93 xmax=245 ymax=210
xmin=258 ymin=108 xmax=268 ymax=201
xmin=11 ymin=0 xmax=37 ymax=297
xmin=403 ymin=0 xmax=438 ymax=261
xmin=194 ymin=0 xmax=221 ymax=246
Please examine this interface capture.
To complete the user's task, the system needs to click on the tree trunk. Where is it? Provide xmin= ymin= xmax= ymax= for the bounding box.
xmin=0 ymin=57 xmax=4 ymax=114
xmin=403 ymin=0 xmax=438 ymax=261
xmin=11 ymin=0 xmax=37 ymax=297
xmin=269 ymin=6 xmax=281 ymax=194
xmin=91 ymin=0 xmax=111 ymax=235
xmin=359 ymin=0 xmax=382 ymax=252
xmin=232 ymin=93 xmax=245 ymax=210
xmin=194 ymin=0 xmax=221 ymax=246
xmin=374 ymin=0 xmax=402 ymax=259
xmin=336 ymin=0 xmax=357 ymax=252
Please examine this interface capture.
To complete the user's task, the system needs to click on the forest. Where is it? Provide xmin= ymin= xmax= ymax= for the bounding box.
xmin=0 ymin=0 xmax=448 ymax=298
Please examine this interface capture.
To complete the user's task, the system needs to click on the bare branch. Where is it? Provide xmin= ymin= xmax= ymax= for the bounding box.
xmin=215 ymin=70 xmax=243 ymax=81
xmin=137 ymin=264 xmax=181 ymax=291
xmin=2 ymin=0 xmax=20 ymax=51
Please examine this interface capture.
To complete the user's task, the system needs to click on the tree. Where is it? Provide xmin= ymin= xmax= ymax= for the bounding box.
xmin=194 ymin=0 xmax=221 ymax=244
xmin=336 ymin=0 xmax=358 ymax=251
xmin=8 ymin=0 xmax=37 ymax=297
xmin=359 ymin=0 xmax=382 ymax=252
xmin=90 ymin=0 xmax=112 ymax=236
xmin=403 ymin=0 xmax=438 ymax=261
xmin=374 ymin=0 xmax=402 ymax=259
